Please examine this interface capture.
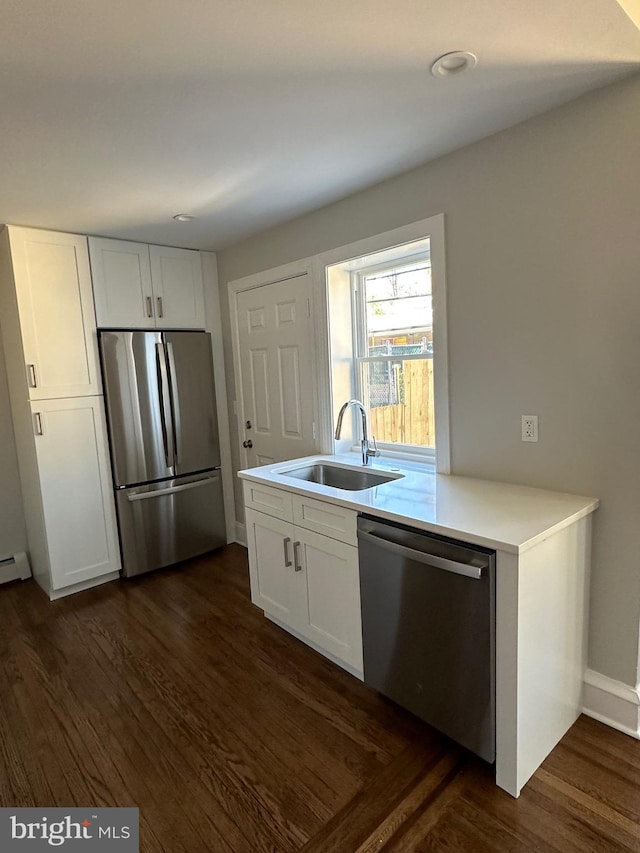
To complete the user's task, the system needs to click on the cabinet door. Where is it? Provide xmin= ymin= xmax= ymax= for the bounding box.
xmin=89 ymin=237 xmax=154 ymax=329
xmin=149 ymin=245 xmax=206 ymax=330
xmin=9 ymin=227 xmax=101 ymax=399
xmin=245 ymin=508 xmax=297 ymax=626
xmin=295 ymin=527 xmax=363 ymax=671
xmin=31 ymin=396 xmax=121 ymax=590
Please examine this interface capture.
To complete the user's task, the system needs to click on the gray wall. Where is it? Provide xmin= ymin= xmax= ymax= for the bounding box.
xmin=0 ymin=324 xmax=26 ymax=559
xmin=218 ymin=72 xmax=640 ymax=687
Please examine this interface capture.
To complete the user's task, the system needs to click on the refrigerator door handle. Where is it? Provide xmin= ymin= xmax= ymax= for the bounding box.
xmin=127 ymin=477 xmax=217 ymax=501
xmin=155 ymin=342 xmax=175 ymax=469
xmin=165 ymin=341 xmax=181 ymax=465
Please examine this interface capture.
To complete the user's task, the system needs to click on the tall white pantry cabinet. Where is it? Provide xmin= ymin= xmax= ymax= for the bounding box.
xmin=0 ymin=226 xmax=121 ymax=598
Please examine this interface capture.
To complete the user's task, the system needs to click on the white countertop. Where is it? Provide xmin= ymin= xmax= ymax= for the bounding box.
xmin=238 ymin=454 xmax=599 ymax=553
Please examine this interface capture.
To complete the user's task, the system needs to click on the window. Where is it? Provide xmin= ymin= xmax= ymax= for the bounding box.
xmin=353 ymin=247 xmax=434 ymax=453
xmin=325 ymin=216 xmax=447 ymax=467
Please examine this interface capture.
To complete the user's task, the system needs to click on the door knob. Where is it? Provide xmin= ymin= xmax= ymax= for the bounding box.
xmin=243 ymin=439 xmax=253 ymax=448
xmin=246 ymin=420 xmax=252 ymax=430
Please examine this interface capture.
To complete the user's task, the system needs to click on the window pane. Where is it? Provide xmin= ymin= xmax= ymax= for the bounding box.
xmin=358 ymin=356 xmax=434 ymax=448
xmin=359 ymin=255 xmax=435 ymax=451
xmin=364 ymin=265 xmax=432 ymax=354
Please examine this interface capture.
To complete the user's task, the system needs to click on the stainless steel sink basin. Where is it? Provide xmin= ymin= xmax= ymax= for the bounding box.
xmin=282 ymin=463 xmax=402 ymax=491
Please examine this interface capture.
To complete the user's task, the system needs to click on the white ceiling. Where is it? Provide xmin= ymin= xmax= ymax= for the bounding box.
xmin=2 ymin=0 xmax=640 ymax=251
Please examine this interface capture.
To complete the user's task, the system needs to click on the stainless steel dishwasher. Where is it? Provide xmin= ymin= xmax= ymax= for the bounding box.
xmin=357 ymin=514 xmax=496 ymax=762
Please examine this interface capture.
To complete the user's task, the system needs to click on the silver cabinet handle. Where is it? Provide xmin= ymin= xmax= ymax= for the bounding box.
xmin=27 ymin=364 xmax=37 ymax=388
xmin=157 ymin=296 xmax=164 ymax=318
xmin=293 ymin=541 xmax=302 ymax=572
xmin=34 ymin=412 xmax=43 ymax=435
xmin=146 ymin=296 xmax=153 ymax=318
xmin=283 ymin=537 xmax=292 ymax=567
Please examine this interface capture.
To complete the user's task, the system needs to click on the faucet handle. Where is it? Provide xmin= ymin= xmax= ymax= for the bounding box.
xmin=367 ymin=435 xmax=381 ymax=458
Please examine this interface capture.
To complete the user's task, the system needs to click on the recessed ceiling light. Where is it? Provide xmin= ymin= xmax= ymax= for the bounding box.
xmin=431 ymin=51 xmax=477 ymax=78
xmin=172 ymin=213 xmax=195 ymax=222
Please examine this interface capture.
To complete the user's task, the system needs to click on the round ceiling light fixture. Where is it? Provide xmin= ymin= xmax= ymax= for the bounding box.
xmin=172 ymin=213 xmax=195 ymax=222
xmin=431 ymin=51 xmax=477 ymax=78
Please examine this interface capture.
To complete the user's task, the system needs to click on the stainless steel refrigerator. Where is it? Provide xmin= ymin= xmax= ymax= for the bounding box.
xmin=99 ymin=330 xmax=226 ymax=577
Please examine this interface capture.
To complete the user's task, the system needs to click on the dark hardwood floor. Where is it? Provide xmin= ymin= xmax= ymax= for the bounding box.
xmin=1 ymin=544 xmax=639 ymax=851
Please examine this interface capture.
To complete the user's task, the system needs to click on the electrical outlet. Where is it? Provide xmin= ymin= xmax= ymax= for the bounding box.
xmin=521 ymin=415 xmax=538 ymax=442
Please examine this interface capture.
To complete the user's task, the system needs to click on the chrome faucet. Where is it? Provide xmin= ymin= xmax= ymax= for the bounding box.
xmin=334 ymin=399 xmax=380 ymax=466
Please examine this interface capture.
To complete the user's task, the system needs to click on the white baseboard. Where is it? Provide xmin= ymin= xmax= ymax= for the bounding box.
xmin=0 ymin=551 xmax=31 ymax=584
xmin=235 ymin=522 xmax=247 ymax=548
xmin=582 ymin=669 xmax=640 ymax=738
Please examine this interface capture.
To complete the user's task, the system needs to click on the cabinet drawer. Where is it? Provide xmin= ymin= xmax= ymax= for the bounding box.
xmin=243 ymin=481 xmax=293 ymax=522
xmin=293 ymin=495 xmax=357 ymax=545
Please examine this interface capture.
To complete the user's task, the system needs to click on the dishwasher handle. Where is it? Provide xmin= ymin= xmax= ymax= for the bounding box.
xmin=357 ymin=529 xmax=486 ymax=580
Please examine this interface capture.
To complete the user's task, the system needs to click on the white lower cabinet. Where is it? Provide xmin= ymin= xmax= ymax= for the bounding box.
xmin=244 ymin=486 xmax=363 ymax=674
xmin=29 ymin=396 xmax=121 ymax=594
xmin=246 ymin=510 xmax=297 ymax=624
xmin=296 ymin=526 xmax=362 ymax=671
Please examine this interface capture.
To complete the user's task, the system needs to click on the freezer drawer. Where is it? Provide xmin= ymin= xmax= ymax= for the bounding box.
xmin=358 ymin=515 xmax=496 ymax=762
xmin=116 ymin=471 xmax=226 ymax=577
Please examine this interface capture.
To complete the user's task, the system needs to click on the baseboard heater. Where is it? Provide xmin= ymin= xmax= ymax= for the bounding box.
xmin=0 ymin=552 xmax=32 ymax=585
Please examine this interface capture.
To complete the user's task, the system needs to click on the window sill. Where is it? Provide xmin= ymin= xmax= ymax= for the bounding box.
xmin=343 ymin=445 xmax=436 ymax=473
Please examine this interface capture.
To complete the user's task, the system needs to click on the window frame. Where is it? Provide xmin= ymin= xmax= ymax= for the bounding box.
xmin=351 ymin=253 xmax=436 ymax=461
xmin=317 ymin=213 xmax=449 ymax=473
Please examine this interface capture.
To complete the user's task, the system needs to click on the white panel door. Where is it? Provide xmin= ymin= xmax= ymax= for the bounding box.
xmin=236 ymin=275 xmax=317 ymax=468
xmin=245 ymin=508 xmax=297 ymax=626
xmin=31 ymin=396 xmax=121 ymax=590
xmin=89 ymin=237 xmax=154 ymax=328
xmin=296 ymin=527 xmax=363 ymax=670
xmin=9 ymin=227 xmax=101 ymax=399
xmin=149 ymin=245 xmax=206 ymax=329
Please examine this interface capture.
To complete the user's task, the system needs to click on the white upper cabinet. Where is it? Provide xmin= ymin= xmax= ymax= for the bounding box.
xmin=89 ymin=237 xmax=155 ymax=329
xmin=149 ymin=245 xmax=206 ymax=329
xmin=6 ymin=227 xmax=101 ymax=399
xmin=89 ymin=237 xmax=206 ymax=330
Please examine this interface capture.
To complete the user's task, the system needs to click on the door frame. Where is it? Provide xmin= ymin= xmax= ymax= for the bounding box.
xmin=228 ymin=258 xmax=329 ymax=472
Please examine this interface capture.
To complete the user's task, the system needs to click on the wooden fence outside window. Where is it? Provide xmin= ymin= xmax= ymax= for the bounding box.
xmin=368 ymin=358 xmax=435 ymax=448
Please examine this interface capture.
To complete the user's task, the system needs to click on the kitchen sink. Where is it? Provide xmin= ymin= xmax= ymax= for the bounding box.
xmin=281 ymin=463 xmax=402 ymax=491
